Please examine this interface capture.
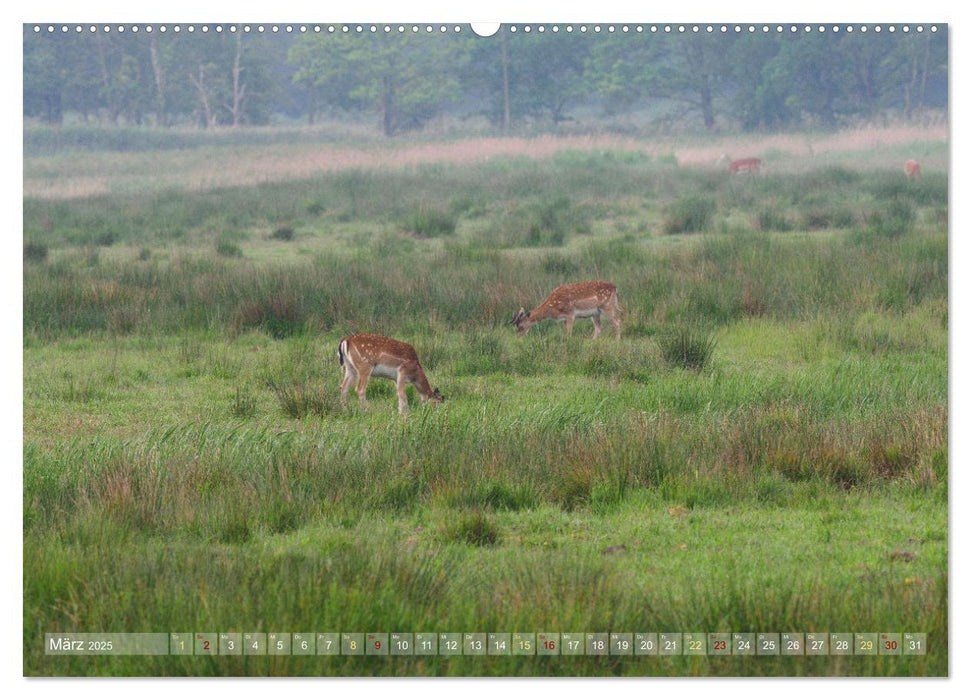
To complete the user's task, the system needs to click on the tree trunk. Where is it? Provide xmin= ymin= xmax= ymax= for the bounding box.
xmin=699 ymin=84 xmax=715 ymax=130
xmin=918 ymin=33 xmax=930 ymax=113
xmin=225 ymin=32 xmax=246 ymax=127
xmin=904 ymin=49 xmax=918 ymax=120
xmin=94 ymin=33 xmax=119 ymax=125
xmin=307 ymin=89 xmax=317 ymax=125
xmin=148 ymin=34 xmax=168 ymax=127
xmin=859 ymin=58 xmax=875 ymax=117
xmin=189 ymin=64 xmax=216 ymax=129
xmin=382 ymin=75 xmax=395 ymax=136
xmin=46 ymin=86 xmax=63 ymax=125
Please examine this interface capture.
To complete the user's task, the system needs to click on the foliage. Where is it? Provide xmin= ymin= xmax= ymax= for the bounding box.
xmin=23 ymin=26 xmax=948 ymax=133
xmin=289 ymin=31 xmax=466 ymax=135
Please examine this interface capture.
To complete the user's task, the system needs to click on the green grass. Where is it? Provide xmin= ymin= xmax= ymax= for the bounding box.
xmin=23 ymin=134 xmax=948 ymax=676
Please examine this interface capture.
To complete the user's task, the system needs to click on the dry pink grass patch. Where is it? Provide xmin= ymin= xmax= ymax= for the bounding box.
xmin=24 ymin=124 xmax=948 ymax=201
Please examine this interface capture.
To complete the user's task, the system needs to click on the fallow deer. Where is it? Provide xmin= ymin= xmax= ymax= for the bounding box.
xmin=905 ymin=159 xmax=922 ymax=179
xmin=511 ymin=280 xmax=621 ymax=339
xmin=338 ymin=334 xmax=444 ymax=414
xmin=728 ymin=157 xmax=762 ymax=175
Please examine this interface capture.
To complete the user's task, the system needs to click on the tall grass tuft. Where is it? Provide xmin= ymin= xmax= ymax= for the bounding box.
xmin=233 ymin=292 xmax=307 ymax=339
xmin=403 ymin=207 xmax=457 ymax=238
xmin=657 ymin=326 xmax=717 ymax=371
xmin=216 ymin=238 xmax=243 ymax=258
xmin=231 ymin=385 xmax=258 ymax=419
xmin=662 ymin=195 xmax=716 ymax=234
xmin=270 ymin=225 xmax=296 ymax=241
xmin=24 ymin=242 xmax=48 ymax=263
xmin=443 ymin=512 xmax=501 ymax=547
xmin=862 ymin=199 xmax=917 ymax=240
xmin=266 ymin=380 xmax=338 ymax=418
xmin=485 ymin=195 xmax=589 ymax=248
xmin=755 ymin=208 xmax=792 ymax=233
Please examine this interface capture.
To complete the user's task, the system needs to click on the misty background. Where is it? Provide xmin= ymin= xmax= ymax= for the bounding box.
xmin=23 ymin=24 xmax=948 ymax=142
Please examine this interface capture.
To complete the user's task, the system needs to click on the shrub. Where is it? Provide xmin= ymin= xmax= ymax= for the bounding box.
xmin=270 ymin=225 xmax=295 ymax=241
xmin=541 ymin=252 xmax=581 ymax=275
xmin=553 ymin=461 xmax=595 ymax=511
xmin=755 ymin=208 xmax=792 ymax=232
xmin=304 ymin=200 xmax=325 ymax=216
xmin=232 ymin=292 xmax=307 ymax=339
xmin=96 ymin=231 xmax=117 ymax=246
xmin=662 ymin=196 xmax=716 ymax=234
xmin=403 ymin=207 xmax=457 ymax=238
xmin=863 ymin=199 xmax=916 ymax=239
xmin=805 ymin=166 xmax=859 ymax=188
xmin=444 ymin=512 xmax=501 ymax=547
xmin=267 ymin=380 xmax=336 ymax=418
xmin=524 ymin=196 xmax=575 ymax=246
xmin=109 ymin=306 xmax=141 ymax=335
xmin=657 ymin=326 xmax=717 ymax=371
xmin=381 ymin=477 xmax=423 ymax=510
xmin=216 ymin=513 xmax=251 ymax=544
xmin=452 ymin=482 xmax=538 ymax=511
xmin=741 ymin=281 xmax=767 ymax=317
xmin=449 ymin=195 xmax=483 ymax=217
xmin=231 ymin=385 xmax=257 ymax=418
xmin=216 ymin=238 xmax=243 ymax=258
xmin=800 ymin=206 xmax=857 ymax=231
xmin=23 ymin=242 xmax=48 ymax=263
xmin=496 ymin=196 xmax=586 ymax=248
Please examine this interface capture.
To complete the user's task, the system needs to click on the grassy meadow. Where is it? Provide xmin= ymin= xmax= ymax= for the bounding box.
xmin=23 ymin=127 xmax=948 ymax=676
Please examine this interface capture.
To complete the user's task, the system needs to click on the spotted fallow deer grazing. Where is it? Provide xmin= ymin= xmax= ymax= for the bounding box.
xmin=511 ymin=280 xmax=621 ymax=339
xmin=905 ymin=159 xmax=922 ymax=179
xmin=728 ymin=157 xmax=762 ymax=175
xmin=338 ymin=334 xmax=444 ymax=414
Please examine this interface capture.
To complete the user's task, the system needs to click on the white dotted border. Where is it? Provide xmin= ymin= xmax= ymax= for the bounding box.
xmin=30 ymin=23 xmax=941 ymax=35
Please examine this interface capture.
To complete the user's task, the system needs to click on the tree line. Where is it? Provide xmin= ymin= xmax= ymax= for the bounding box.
xmin=23 ymin=26 xmax=948 ymax=135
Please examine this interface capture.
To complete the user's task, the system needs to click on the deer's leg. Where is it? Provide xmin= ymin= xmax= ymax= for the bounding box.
xmin=605 ymin=310 xmax=621 ymax=340
xmin=591 ymin=313 xmax=603 ymax=338
xmin=395 ymin=370 xmax=409 ymax=414
xmin=564 ymin=316 xmax=575 ymax=336
xmin=339 ymin=365 xmax=356 ymax=408
xmin=355 ymin=367 xmax=372 ymax=409
xmin=604 ymin=295 xmax=621 ymax=339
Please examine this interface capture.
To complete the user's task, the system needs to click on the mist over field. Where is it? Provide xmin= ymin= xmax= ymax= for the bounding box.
xmin=23 ymin=24 xmax=948 ymax=677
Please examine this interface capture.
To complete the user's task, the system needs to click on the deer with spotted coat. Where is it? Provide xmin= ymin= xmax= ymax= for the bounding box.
xmin=338 ymin=334 xmax=444 ymax=414
xmin=511 ymin=280 xmax=621 ymax=339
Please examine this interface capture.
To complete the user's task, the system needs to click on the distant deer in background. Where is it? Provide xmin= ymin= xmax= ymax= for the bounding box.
xmin=905 ymin=159 xmax=922 ymax=180
xmin=728 ymin=157 xmax=762 ymax=175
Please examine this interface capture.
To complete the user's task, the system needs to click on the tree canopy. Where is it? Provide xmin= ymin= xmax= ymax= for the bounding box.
xmin=23 ymin=25 xmax=948 ymax=133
